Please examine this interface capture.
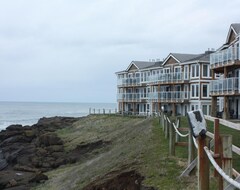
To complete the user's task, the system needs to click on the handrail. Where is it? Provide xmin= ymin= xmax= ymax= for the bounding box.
xmin=192 ymin=136 xmax=198 ymax=149
xmin=204 ymin=115 xmax=240 ymax=131
xmin=204 ymin=146 xmax=240 ymax=189
xmin=173 ymin=122 xmax=189 ymax=137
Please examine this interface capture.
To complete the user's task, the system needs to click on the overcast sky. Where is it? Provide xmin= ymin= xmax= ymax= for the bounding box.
xmin=0 ymin=0 xmax=240 ymax=103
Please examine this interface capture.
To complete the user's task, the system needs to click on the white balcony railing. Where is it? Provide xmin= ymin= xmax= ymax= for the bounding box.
xmin=117 ymin=77 xmax=141 ymax=86
xmin=117 ymin=93 xmax=147 ymax=101
xmin=209 ymin=77 xmax=239 ymax=95
xmin=117 ymin=72 xmax=184 ymax=86
xmin=210 ymin=46 xmax=240 ymax=69
xmin=147 ymin=72 xmax=184 ymax=83
xmin=148 ymin=91 xmax=189 ymax=102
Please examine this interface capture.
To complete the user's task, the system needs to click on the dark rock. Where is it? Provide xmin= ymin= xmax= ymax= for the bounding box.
xmin=6 ymin=125 xmax=23 ymax=131
xmin=14 ymin=164 xmax=39 ymax=173
xmin=29 ymin=172 xmax=48 ymax=183
xmin=37 ymin=133 xmax=63 ymax=147
xmin=6 ymin=179 xmax=17 ymax=188
xmin=45 ymin=145 xmax=64 ymax=153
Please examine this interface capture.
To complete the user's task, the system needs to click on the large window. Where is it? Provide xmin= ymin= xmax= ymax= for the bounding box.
xmin=202 ymin=64 xmax=209 ymax=78
xmin=191 ymin=64 xmax=200 ymax=78
xmin=191 ymin=84 xmax=199 ymax=98
xmin=202 ymin=84 xmax=209 ymax=98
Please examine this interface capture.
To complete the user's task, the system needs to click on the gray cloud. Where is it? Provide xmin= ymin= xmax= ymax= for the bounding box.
xmin=0 ymin=0 xmax=240 ymax=102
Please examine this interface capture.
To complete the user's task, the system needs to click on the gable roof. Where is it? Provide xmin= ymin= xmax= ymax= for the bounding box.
xmin=226 ymin=23 xmax=240 ymax=44
xmin=162 ymin=53 xmax=200 ymax=65
xmin=126 ymin=61 xmax=158 ymax=71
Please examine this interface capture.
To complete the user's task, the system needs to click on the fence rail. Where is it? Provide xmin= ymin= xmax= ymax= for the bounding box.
xmin=89 ymin=108 xmax=118 ymax=115
xmin=160 ymin=112 xmax=240 ymax=190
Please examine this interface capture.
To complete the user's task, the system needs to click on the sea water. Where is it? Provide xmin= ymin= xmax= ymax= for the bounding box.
xmin=0 ymin=102 xmax=116 ymax=131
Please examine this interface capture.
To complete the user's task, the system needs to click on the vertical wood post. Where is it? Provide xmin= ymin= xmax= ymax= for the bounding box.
xmin=115 ymin=108 xmax=117 ymax=113
xmin=169 ymin=122 xmax=175 ymax=156
xmin=98 ymin=109 xmax=100 ymax=114
xmin=163 ymin=116 xmax=166 ymax=132
xmin=188 ymin=128 xmax=195 ymax=165
xmin=103 ymin=109 xmax=105 ymax=115
xmin=161 ymin=113 xmax=164 ymax=129
xmin=213 ymin=118 xmax=223 ymax=190
xmin=89 ymin=108 xmax=91 ymax=114
xmin=93 ymin=108 xmax=95 ymax=114
xmin=198 ymin=136 xmax=209 ymax=190
xmin=175 ymin=117 xmax=180 ymax=143
xmin=165 ymin=118 xmax=169 ymax=139
xmin=220 ymin=135 xmax=232 ymax=188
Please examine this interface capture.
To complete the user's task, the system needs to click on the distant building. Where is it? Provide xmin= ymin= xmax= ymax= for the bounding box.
xmin=210 ymin=23 xmax=240 ymax=119
xmin=116 ymin=50 xmax=213 ymax=116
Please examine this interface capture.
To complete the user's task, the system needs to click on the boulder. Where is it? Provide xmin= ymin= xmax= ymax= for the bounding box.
xmin=37 ymin=133 xmax=63 ymax=147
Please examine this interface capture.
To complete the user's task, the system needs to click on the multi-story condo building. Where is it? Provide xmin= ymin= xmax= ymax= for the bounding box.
xmin=210 ymin=23 xmax=240 ymax=119
xmin=116 ymin=50 xmax=213 ymax=116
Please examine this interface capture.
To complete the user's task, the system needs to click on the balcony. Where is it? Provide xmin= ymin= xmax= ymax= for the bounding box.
xmin=117 ymin=77 xmax=141 ymax=87
xmin=117 ymin=93 xmax=147 ymax=102
xmin=147 ymin=72 xmax=185 ymax=84
xmin=210 ymin=46 xmax=240 ymax=69
xmin=148 ymin=91 xmax=189 ymax=103
xmin=209 ymin=77 xmax=240 ymax=96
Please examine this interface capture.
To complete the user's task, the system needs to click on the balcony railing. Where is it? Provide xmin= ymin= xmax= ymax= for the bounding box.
xmin=148 ymin=91 xmax=189 ymax=102
xmin=117 ymin=93 xmax=147 ymax=101
xmin=117 ymin=77 xmax=141 ymax=86
xmin=210 ymin=46 xmax=240 ymax=69
xmin=147 ymin=72 xmax=184 ymax=84
xmin=209 ymin=77 xmax=239 ymax=95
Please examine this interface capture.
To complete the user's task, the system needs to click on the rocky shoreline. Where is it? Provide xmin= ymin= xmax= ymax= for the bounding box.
xmin=0 ymin=116 xmax=81 ymax=190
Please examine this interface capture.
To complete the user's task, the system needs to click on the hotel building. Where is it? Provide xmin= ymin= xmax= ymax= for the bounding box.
xmin=116 ymin=51 xmax=213 ymax=116
xmin=210 ymin=23 xmax=240 ymax=119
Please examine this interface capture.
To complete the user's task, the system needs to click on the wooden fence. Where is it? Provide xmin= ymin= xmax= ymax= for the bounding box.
xmin=89 ymin=108 xmax=117 ymax=115
xmin=160 ymin=112 xmax=240 ymax=190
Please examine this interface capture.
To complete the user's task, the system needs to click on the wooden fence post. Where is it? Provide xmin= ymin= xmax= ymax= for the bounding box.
xmin=175 ymin=117 xmax=180 ymax=143
xmin=169 ymin=122 xmax=175 ymax=156
xmin=103 ymin=109 xmax=105 ymax=115
xmin=198 ymin=136 xmax=209 ymax=190
xmin=89 ymin=108 xmax=91 ymax=114
xmin=161 ymin=113 xmax=164 ymax=129
xmin=188 ymin=128 xmax=195 ymax=165
xmin=98 ymin=109 xmax=100 ymax=114
xmin=220 ymin=135 xmax=232 ymax=188
xmin=163 ymin=116 xmax=166 ymax=132
xmin=165 ymin=118 xmax=169 ymax=139
xmin=93 ymin=108 xmax=95 ymax=114
xmin=213 ymin=118 xmax=223 ymax=190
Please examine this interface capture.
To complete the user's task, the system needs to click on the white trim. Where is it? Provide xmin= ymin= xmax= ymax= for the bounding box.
xmin=226 ymin=25 xmax=238 ymax=44
xmin=162 ymin=54 xmax=180 ymax=66
xmin=126 ymin=62 xmax=139 ymax=71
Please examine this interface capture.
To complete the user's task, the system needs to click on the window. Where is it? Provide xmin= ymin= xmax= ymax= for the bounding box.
xmin=191 ymin=64 xmax=200 ymax=78
xmin=202 ymin=84 xmax=209 ymax=98
xmin=184 ymin=85 xmax=188 ymax=99
xmin=184 ymin=65 xmax=188 ymax=80
xmin=202 ymin=105 xmax=208 ymax=115
xmin=202 ymin=64 xmax=209 ymax=77
xmin=174 ymin=66 xmax=181 ymax=73
xmin=191 ymin=84 xmax=199 ymax=98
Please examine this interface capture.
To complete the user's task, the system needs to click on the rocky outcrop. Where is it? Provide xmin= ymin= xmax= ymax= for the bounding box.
xmin=0 ymin=116 xmax=79 ymax=189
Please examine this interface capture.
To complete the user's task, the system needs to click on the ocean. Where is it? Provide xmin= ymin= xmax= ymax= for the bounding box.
xmin=0 ymin=102 xmax=116 ymax=131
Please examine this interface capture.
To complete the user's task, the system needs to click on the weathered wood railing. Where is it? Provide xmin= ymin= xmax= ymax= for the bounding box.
xmin=159 ymin=112 xmax=240 ymax=190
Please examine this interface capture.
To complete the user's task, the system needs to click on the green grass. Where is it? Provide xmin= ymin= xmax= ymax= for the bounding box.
xmin=32 ymin=115 xmax=198 ymax=190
